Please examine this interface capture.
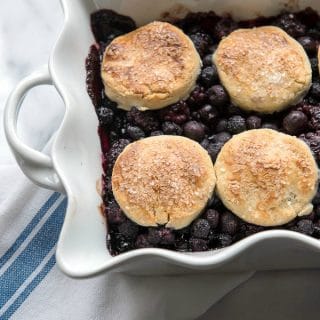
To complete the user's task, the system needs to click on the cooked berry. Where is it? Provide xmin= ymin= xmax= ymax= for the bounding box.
xmin=215 ymin=131 xmax=231 ymax=143
xmin=310 ymin=57 xmax=318 ymax=75
xmin=147 ymin=228 xmax=175 ymax=245
xmin=200 ymin=66 xmax=218 ymax=87
xmin=216 ymin=233 xmax=232 ymax=247
xmin=246 ymin=116 xmax=262 ymax=129
xmin=150 ymin=130 xmax=164 ymax=136
xmin=220 ymin=211 xmax=239 ymax=235
xmin=275 ymin=13 xmax=306 ymax=37
xmin=97 ymin=107 xmax=114 ymax=126
xmin=297 ymin=36 xmax=317 ymax=54
xmin=175 ymin=239 xmax=189 ymax=251
xmin=135 ymin=234 xmax=152 ymax=248
xmin=313 ymin=221 xmax=320 ymax=238
xmin=200 ymin=138 xmax=210 ymax=149
xmin=216 ymin=119 xmax=228 ymax=132
xmin=191 ymin=219 xmax=211 ymax=239
xmin=159 ymin=101 xmax=190 ymax=124
xmin=312 ymin=189 xmax=320 ymax=205
xmin=189 ymin=238 xmax=208 ymax=251
xmin=245 ymin=224 xmax=265 ymax=236
xmin=91 ymin=9 xmax=136 ymax=42
xmin=226 ymin=104 xmax=243 ymax=116
xmin=297 ymin=219 xmax=314 ymax=235
xmin=106 ymin=200 xmax=126 ymax=224
xmin=189 ymin=32 xmax=211 ymax=56
xmin=204 ymin=209 xmax=220 ymax=228
xmin=203 ymin=54 xmax=213 ymax=66
xmin=261 ymin=122 xmax=278 ymax=130
xmin=299 ymin=131 xmax=320 ymax=160
xmin=183 ymin=121 xmax=205 ymax=141
xmin=127 ymin=107 xmax=159 ymax=132
xmin=118 ymin=220 xmax=139 ymax=239
xmin=206 ymin=142 xmax=224 ymax=162
xmin=187 ymin=86 xmax=208 ymax=107
xmin=311 ymin=82 xmax=320 ymax=99
xmin=127 ymin=125 xmax=145 ymax=140
xmin=208 ymin=85 xmax=229 ymax=108
xmin=162 ymin=121 xmax=183 ymax=135
xmin=315 ymin=205 xmax=320 ymax=218
xmin=107 ymin=139 xmax=130 ymax=170
xmin=112 ymin=233 xmax=132 ymax=253
xmin=227 ymin=115 xmax=246 ymax=134
xmin=213 ymin=17 xmax=237 ymax=40
xmin=199 ymin=104 xmax=219 ymax=124
xmin=282 ymin=111 xmax=308 ymax=134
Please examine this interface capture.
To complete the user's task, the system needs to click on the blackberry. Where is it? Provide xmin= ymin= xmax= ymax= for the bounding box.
xmin=112 ymin=232 xmax=132 ymax=253
xmin=147 ymin=228 xmax=175 ymax=245
xmin=204 ymin=209 xmax=220 ymax=229
xmin=105 ymin=200 xmax=126 ymax=225
xmin=200 ymin=66 xmax=219 ymax=87
xmin=189 ymin=238 xmax=208 ymax=251
xmin=106 ymin=139 xmax=130 ymax=171
xmin=118 ymin=220 xmax=139 ymax=239
xmin=183 ymin=121 xmax=205 ymax=141
xmin=297 ymin=36 xmax=318 ymax=54
xmin=188 ymin=32 xmax=211 ymax=56
xmin=297 ymin=219 xmax=314 ymax=235
xmin=127 ymin=107 xmax=159 ymax=132
xmin=216 ymin=119 xmax=228 ymax=132
xmin=91 ymin=9 xmax=136 ymax=42
xmin=220 ymin=211 xmax=239 ymax=235
xmin=282 ymin=111 xmax=308 ymax=135
xmin=191 ymin=219 xmax=211 ymax=239
xmin=135 ymin=234 xmax=152 ymax=249
xmin=187 ymin=86 xmax=208 ymax=107
xmin=299 ymin=131 xmax=320 ymax=161
xmin=227 ymin=115 xmax=247 ymax=134
xmin=150 ymin=130 xmax=164 ymax=136
xmin=97 ymin=107 xmax=114 ymax=126
xmin=159 ymin=101 xmax=190 ymax=124
xmin=246 ymin=116 xmax=262 ymax=130
xmin=310 ymin=83 xmax=320 ymax=99
xmin=162 ymin=121 xmax=183 ymax=135
xmin=215 ymin=132 xmax=231 ymax=143
xmin=215 ymin=233 xmax=232 ymax=247
xmin=245 ymin=224 xmax=265 ymax=237
xmin=127 ymin=125 xmax=145 ymax=140
xmin=275 ymin=13 xmax=306 ymax=38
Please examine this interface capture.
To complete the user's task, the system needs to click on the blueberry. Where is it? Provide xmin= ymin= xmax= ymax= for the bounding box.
xmin=245 ymin=224 xmax=264 ymax=236
xmin=310 ymin=57 xmax=318 ymax=74
xmin=113 ymin=233 xmax=132 ymax=253
xmin=275 ymin=13 xmax=306 ymax=38
xmin=127 ymin=107 xmax=159 ymax=132
xmin=135 ymin=234 xmax=152 ymax=248
xmin=189 ymin=32 xmax=211 ymax=56
xmin=204 ymin=209 xmax=220 ymax=229
xmin=227 ymin=115 xmax=246 ymax=134
xmin=297 ymin=36 xmax=317 ymax=54
xmin=200 ymin=66 xmax=218 ymax=87
xmin=97 ymin=107 xmax=114 ymax=126
xmin=183 ymin=121 xmax=205 ymax=141
xmin=106 ymin=200 xmax=126 ymax=224
xmin=312 ymin=189 xmax=320 ymax=205
xmin=311 ymin=82 xmax=320 ymax=99
xmin=213 ymin=17 xmax=237 ymax=40
xmin=246 ymin=116 xmax=262 ymax=130
xmin=282 ymin=111 xmax=308 ymax=135
xmin=216 ymin=119 xmax=228 ymax=132
xmin=315 ymin=205 xmax=320 ymax=218
xmin=191 ymin=219 xmax=211 ymax=239
xmin=189 ymin=238 xmax=208 ymax=251
xmin=127 ymin=125 xmax=145 ymax=140
xmin=208 ymin=85 xmax=229 ymax=108
xmin=220 ymin=211 xmax=239 ymax=235
xmin=147 ymin=228 xmax=162 ymax=244
xmin=162 ymin=121 xmax=183 ymax=135
xmin=261 ymin=122 xmax=278 ymax=130
xmin=215 ymin=132 xmax=231 ymax=143
xmin=297 ymin=220 xmax=314 ymax=235
xmin=200 ymin=138 xmax=210 ymax=149
xmin=203 ymin=54 xmax=213 ymax=66
xmin=199 ymin=104 xmax=219 ymax=124
xmin=118 ymin=220 xmax=139 ymax=239
xmin=207 ymin=142 xmax=224 ymax=162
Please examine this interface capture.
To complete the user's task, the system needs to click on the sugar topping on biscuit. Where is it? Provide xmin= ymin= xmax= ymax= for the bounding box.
xmin=101 ymin=21 xmax=201 ymax=111
xmin=112 ymin=136 xmax=216 ymax=229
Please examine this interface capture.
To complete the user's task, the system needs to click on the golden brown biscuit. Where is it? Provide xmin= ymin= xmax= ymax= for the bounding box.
xmin=215 ymin=129 xmax=318 ymax=226
xmin=101 ymin=22 xmax=201 ymax=111
xmin=112 ymin=136 xmax=216 ymax=229
xmin=213 ymin=26 xmax=311 ymax=113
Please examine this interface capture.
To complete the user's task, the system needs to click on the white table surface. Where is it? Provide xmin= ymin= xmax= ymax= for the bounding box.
xmin=1 ymin=1 xmax=320 ymax=319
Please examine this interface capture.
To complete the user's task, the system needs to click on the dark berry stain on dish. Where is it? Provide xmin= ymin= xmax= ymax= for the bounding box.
xmin=86 ymin=8 xmax=320 ymax=256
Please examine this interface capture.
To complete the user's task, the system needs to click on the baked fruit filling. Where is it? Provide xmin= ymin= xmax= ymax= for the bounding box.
xmin=86 ymin=8 xmax=320 ymax=256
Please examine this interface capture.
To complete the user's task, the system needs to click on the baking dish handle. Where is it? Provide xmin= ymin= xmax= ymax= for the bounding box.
xmin=4 ymin=65 xmax=65 ymax=193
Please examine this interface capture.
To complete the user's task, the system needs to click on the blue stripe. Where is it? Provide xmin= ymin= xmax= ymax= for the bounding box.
xmin=0 ymin=255 xmax=56 ymax=320
xmin=0 ymin=197 xmax=67 ymax=309
xmin=0 ymin=192 xmax=60 ymax=268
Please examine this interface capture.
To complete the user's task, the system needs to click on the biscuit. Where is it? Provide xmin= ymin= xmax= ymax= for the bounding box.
xmin=213 ymin=26 xmax=312 ymax=113
xmin=215 ymin=129 xmax=318 ymax=226
xmin=112 ymin=136 xmax=216 ymax=229
xmin=101 ymin=21 xmax=201 ymax=111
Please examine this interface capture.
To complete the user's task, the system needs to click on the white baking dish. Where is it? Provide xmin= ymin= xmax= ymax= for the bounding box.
xmin=4 ymin=0 xmax=320 ymax=278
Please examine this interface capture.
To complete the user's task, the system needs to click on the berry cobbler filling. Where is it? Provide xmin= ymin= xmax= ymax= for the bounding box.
xmin=86 ymin=8 xmax=320 ymax=256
